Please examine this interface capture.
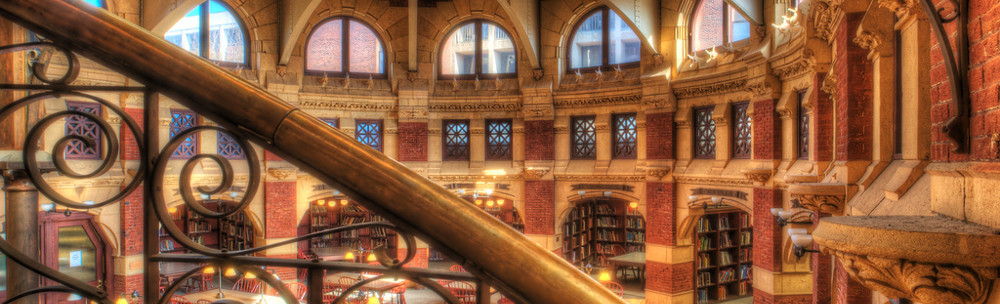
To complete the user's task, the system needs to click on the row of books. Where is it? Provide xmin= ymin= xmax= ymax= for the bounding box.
xmin=740 ymin=213 xmax=751 ymax=228
xmin=625 ymin=231 xmax=645 ymax=243
xmin=625 ymin=217 xmax=645 ymax=229
xmin=740 ymin=248 xmax=752 ymax=262
xmin=719 ymin=216 xmax=732 ymax=230
xmin=698 ymin=236 xmax=713 ymax=250
xmin=740 ymin=231 xmax=752 ymax=245
xmin=697 ymin=271 xmax=713 ymax=287
xmin=719 ymin=251 xmax=734 ymax=265
xmin=698 ymin=253 xmax=713 ymax=269
xmin=595 ymin=217 xmax=619 ymax=227
xmin=719 ymin=267 xmax=736 ymax=283
xmin=740 ymin=265 xmax=752 ymax=280
xmin=187 ymin=220 xmax=214 ymax=234
xmin=720 ymin=233 xmax=734 ymax=247
xmin=595 ymin=230 xmax=622 ymax=242
xmin=697 ymin=218 xmax=714 ymax=232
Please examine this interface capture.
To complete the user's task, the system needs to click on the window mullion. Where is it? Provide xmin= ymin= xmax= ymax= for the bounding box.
xmin=475 ymin=22 xmax=483 ymax=76
xmin=200 ymin=2 xmax=209 ymax=59
xmin=602 ymin=9 xmax=610 ymax=67
xmin=723 ymin=4 xmax=730 ymax=44
xmin=343 ymin=18 xmax=350 ymax=76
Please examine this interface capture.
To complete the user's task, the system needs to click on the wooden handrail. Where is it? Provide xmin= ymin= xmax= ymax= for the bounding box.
xmin=0 ymin=0 xmax=624 ymax=303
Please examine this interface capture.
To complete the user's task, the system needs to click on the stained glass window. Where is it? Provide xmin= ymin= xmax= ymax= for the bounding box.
xmin=65 ymin=101 xmax=102 ymax=159
xmin=486 ymin=119 xmax=512 ymax=160
xmin=694 ymin=106 xmax=716 ymax=159
xmin=691 ymin=0 xmax=752 ymax=51
xmin=355 ymin=119 xmax=382 ymax=152
xmin=613 ymin=113 xmax=637 ymax=158
xmin=165 ymin=0 xmax=247 ymax=64
xmin=217 ymin=131 xmax=244 ymax=159
xmin=170 ymin=109 xmax=199 ymax=158
xmin=440 ymin=20 xmax=516 ymax=77
xmin=321 ymin=118 xmax=340 ymax=128
xmin=568 ymin=7 xmax=642 ymax=70
xmin=443 ymin=120 xmax=470 ymax=161
xmin=571 ymin=116 xmax=597 ymax=159
xmin=306 ymin=17 xmax=386 ymax=76
xmin=732 ymin=102 xmax=752 ymax=159
xmin=798 ymin=92 xmax=809 ymax=159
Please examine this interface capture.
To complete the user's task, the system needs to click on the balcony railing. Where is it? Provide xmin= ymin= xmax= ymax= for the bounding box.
xmin=0 ymin=0 xmax=624 ymax=303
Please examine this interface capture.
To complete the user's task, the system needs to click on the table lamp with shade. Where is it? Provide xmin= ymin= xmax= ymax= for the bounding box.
xmin=598 ymin=271 xmax=611 ymax=282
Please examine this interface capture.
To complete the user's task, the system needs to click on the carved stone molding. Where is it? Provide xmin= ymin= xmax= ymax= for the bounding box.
xmin=554 ymin=126 xmax=569 ymax=134
xmin=298 ymin=101 xmax=397 ymax=112
xmin=644 ymin=168 xmax=671 ymax=179
xmin=673 ymin=79 xmax=748 ymax=98
xmin=821 ymin=71 xmax=838 ymax=100
xmin=854 ymin=31 xmax=883 ymax=52
xmin=385 ymin=128 xmax=398 ymax=135
xmin=814 ymin=216 xmax=1000 ymax=304
xmin=742 ymin=169 xmax=772 ymax=184
xmin=812 ymin=1 xmax=844 ymax=43
xmin=788 ymin=183 xmax=846 ymax=215
xmin=267 ymin=168 xmax=297 ymax=181
xmin=553 ymin=175 xmax=645 ymax=183
xmin=428 ymin=174 xmax=523 ymax=182
xmin=877 ymin=0 xmax=920 ymax=21
xmin=595 ymin=124 xmax=610 ymax=131
xmin=674 ymin=176 xmax=753 ymax=186
xmin=553 ymin=94 xmax=642 ymax=108
xmin=429 ymin=102 xmax=522 ymax=112
xmin=399 ymin=110 xmax=429 ymax=119
xmin=532 ymin=68 xmax=544 ymax=81
xmin=773 ymin=51 xmax=817 ymax=80
xmin=470 ymin=129 xmax=484 ymax=135
xmin=522 ymin=167 xmax=551 ymax=179
xmin=427 ymin=129 xmax=441 ymax=135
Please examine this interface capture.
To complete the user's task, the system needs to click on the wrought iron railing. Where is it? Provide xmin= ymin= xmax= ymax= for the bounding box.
xmin=0 ymin=0 xmax=624 ymax=303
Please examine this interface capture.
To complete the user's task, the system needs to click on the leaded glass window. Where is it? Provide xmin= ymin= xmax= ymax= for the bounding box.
xmin=798 ymin=91 xmax=809 ymax=159
xmin=443 ymin=120 xmax=470 ymax=161
xmin=571 ymin=116 xmax=597 ymax=159
xmin=732 ymin=102 xmax=752 ymax=159
xmin=321 ymin=118 xmax=339 ymax=128
xmin=440 ymin=20 xmax=516 ymax=78
xmin=305 ymin=17 xmax=386 ymax=77
xmin=164 ymin=0 xmax=247 ymax=65
xmin=486 ymin=119 xmax=512 ymax=160
xmin=355 ymin=119 xmax=383 ymax=152
xmin=568 ymin=7 xmax=642 ymax=71
xmin=65 ymin=101 xmax=102 ymax=159
xmin=613 ymin=113 xmax=637 ymax=158
xmin=694 ymin=106 xmax=716 ymax=159
xmin=170 ymin=109 xmax=199 ymax=158
xmin=217 ymin=131 xmax=244 ymax=159
xmin=690 ymin=0 xmax=752 ymax=52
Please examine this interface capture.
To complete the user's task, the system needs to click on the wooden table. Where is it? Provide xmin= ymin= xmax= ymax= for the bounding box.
xmin=311 ymin=246 xmax=353 ymax=261
xmin=607 ymin=252 xmax=646 ymax=289
xmin=326 ymin=272 xmax=407 ymax=292
xmin=180 ymin=289 xmax=293 ymax=303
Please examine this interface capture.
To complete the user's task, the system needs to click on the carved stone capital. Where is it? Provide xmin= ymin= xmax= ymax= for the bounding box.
xmin=814 ymin=216 xmax=1000 ymax=304
xmin=532 ymin=68 xmax=544 ymax=81
xmin=877 ymin=0 xmax=920 ymax=20
xmin=788 ymin=183 xmax=846 ymax=215
xmin=811 ymin=1 xmax=844 ymax=43
xmin=854 ymin=31 xmax=883 ymax=52
xmin=407 ymin=70 xmax=418 ymax=82
xmin=522 ymin=167 xmax=551 ymax=179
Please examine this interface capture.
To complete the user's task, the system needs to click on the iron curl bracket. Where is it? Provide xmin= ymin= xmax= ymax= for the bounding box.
xmin=919 ymin=0 xmax=969 ymax=153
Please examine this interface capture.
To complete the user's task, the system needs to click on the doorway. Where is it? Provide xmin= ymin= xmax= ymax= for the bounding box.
xmin=39 ymin=212 xmax=113 ymax=304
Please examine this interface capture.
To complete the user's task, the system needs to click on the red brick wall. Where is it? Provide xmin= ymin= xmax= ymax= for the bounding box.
xmin=754 ymin=292 xmax=812 ymax=304
xmin=813 ymin=214 xmax=833 ymax=304
xmin=646 ymin=261 xmax=693 ymax=295
xmin=753 ymin=100 xmax=781 ymax=160
xmin=835 ymin=260 xmax=872 ymax=304
xmin=835 ymin=13 xmax=874 ymax=161
xmin=524 ymin=120 xmax=554 ymax=161
xmin=397 ymin=122 xmax=428 ymax=161
xmin=265 ymin=253 xmax=298 ymax=283
xmin=753 ymin=188 xmax=782 ymax=271
xmin=931 ymin=0 xmax=1000 ymax=161
xmin=397 ymin=248 xmax=429 ymax=268
xmin=646 ymin=182 xmax=675 ymax=246
xmin=814 ymin=73 xmax=835 ymax=161
xmin=120 ymin=108 xmax=144 ymax=160
xmin=646 ymin=112 xmax=674 ymax=159
xmin=120 ymin=187 xmax=144 ymax=256
xmin=265 ymin=181 xmax=297 ymax=238
xmin=265 ymin=151 xmax=284 ymax=162
xmin=523 ymin=180 xmax=554 ymax=234
xmin=113 ymin=273 xmax=143 ymax=299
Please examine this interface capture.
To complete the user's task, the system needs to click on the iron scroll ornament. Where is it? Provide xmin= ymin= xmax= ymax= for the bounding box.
xmin=919 ymin=0 xmax=969 ymax=153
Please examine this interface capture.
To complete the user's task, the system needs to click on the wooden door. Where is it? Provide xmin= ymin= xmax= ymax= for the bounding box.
xmin=40 ymin=212 xmax=112 ymax=304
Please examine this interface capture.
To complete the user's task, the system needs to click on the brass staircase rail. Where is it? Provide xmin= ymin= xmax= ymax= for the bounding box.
xmin=0 ymin=0 xmax=624 ymax=303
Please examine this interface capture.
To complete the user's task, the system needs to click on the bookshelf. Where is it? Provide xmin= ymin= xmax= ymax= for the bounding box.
xmin=308 ymin=200 xmax=398 ymax=259
xmin=695 ymin=210 xmax=752 ymax=303
xmin=159 ymin=201 xmax=255 ymax=253
xmin=561 ymin=199 xmax=646 ymax=266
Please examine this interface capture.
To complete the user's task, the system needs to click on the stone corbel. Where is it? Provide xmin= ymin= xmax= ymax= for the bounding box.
xmin=742 ymin=168 xmax=773 ymax=185
xmin=787 ymin=183 xmax=846 ymax=215
xmin=522 ymin=167 xmax=550 ymax=179
xmin=644 ymin=167 xmax=671 ymax=180
xmin=877 ymin=0 xmax=921 ymax=23
xmin=814 ymin=216 xmax=1000 ymax=304
xmin=809 ymin=0 xmax=845 ymax=43
xmin=266 ymin=167 xmax=297 ymax=181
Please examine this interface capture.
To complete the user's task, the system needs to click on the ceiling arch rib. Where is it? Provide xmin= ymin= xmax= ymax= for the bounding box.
xmin=143 ymin=0 xmax=204 ymax=35
xmin=278 ymin=0 xmax=323 ymax=65
xmin=496 ymin=0 xmax=540 ymax=69
xmin=601 ymin=0 xmax=661 ymax=54
xmin=725 ymin=0 xmax=763 ymax=25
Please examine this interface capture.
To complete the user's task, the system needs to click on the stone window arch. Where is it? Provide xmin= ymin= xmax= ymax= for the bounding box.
xmin=689 ymin=0 xmax=751 ymax=52
xmin=164 ymin=0 xmax=249 ymax=66
xmin=439 ymin=19 xmax=517 ymax=78
xmin=566 ymin=7 xmax=642 ymax=71
xmin=305 ymin=16 xmax=387 ymax=78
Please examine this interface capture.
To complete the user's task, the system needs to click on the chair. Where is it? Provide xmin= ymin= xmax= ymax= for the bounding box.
xmin=322 ymin=281 xmax=342 ymax=304
xmin=498 ymin=295 xmax=515 ymax=304
xmin=603 ymin=282 xmax=625 ymax=298
xmin=168 ymin=296 xmax=192 ymax=304
xmin=232 ymin=278 xmax=260 ymax=293
xmin=186 ymin=273 xmax=214 ymax=292
xmin=444 ymin=281 xmax=476 ymax=304
xmin=449 ymin=264 xmax=466 ymax=272
xmin=383 ymin=284 xmax=406 ymax=304
xmin=338 ymin=277 xmax=364 ymax=303
xmin=285 ymin=282 xmax=308 ymax=301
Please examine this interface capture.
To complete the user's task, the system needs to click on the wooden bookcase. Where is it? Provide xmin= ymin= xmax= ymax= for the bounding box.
xmin=562 ymin=199 xmax=646 ymax=266
xmin=695 ymin=210 xmax=753 ymax=303
xmin=308 ymin=201 xmax=398 ymax=259
xmin=159 ymin=202 xmax=255 ymax=253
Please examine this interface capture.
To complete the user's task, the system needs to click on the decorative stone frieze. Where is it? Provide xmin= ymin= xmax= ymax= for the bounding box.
xmin=522 ymin=167 xmax=551 ymax=179
xmin=298 ymin=100 xmax=397 ymax=112
xmin=553 ymin=175 xmax=645 ymax=182
xmin=811 ymin=1 xmax=845 ymax=43
xmin=814 ymin=216 xmax=1000 ymax=304
xmin=773 ymin=51 xmax=816 ymax=80
xmin=788 ymin=183 xmax=846 ymax=215
xmin=673 ymin=78 xmax=748 ymax=98
xmin=674 ymin=176 xmax=754 ymax=186
xmin=266 ymin=168 xmax=297 ymax=181
xmin=742 ymin=169 xmax=772 ymax=184
xmin=553 ymin=94 xmax=642 ymax=108
xmin=429 ymin=101 xmax=522 ymax=112
xmin=428 ymin=174 xmax=523 ymax=182
xmin=644 ymin=168 xmax=671 ymax=179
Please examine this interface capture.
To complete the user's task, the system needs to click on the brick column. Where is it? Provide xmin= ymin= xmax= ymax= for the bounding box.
xmin=524 ymin=180 xmax=554 ymax=235
xmin=524 ymin=120 xmax=554 ymax=161
xmin=813 ymin=73 xmax=834 ymax=161
xmin=752 ymin=100 xmax=781 ymax=160
xmin=644 ymin=182 xmax=693 ymax=303
xmin=397 ymin=122 xmax=427 ymax=161
xmin=835 ymin=13 xmax=874 ymax=161
xmin=115 ymin=107 xmax=145 ymax=297
xmin=264 ymin=179 xmax=298 ymax=281
xmin=813 ymin=213 xmax=833 ymax=304
xmin=834 ymin=260 xmax=871 ymax=304
xmin=645 ymin=112 xmax=674 ymax=160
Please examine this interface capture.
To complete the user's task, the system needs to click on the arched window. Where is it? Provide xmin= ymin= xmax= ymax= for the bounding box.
xmin=305 ymin=17 xmax=386 ymax=77
xmin=165 ymin=0 xmax=248 ymax=65
xmin=439 ymin=20 xmax=516 ymax=78
xmin=567 ymin=7 xmax=642 ymax=71
xmin=690 ymin=0 xmax=751 ymax=51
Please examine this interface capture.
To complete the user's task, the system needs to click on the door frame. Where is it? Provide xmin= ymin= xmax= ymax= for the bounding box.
xmin=38 ymin=211 xmax=114 ymax=303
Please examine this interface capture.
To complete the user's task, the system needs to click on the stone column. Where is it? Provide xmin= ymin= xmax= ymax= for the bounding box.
xmin=1 ymin=166 xmax=40 ymax=304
